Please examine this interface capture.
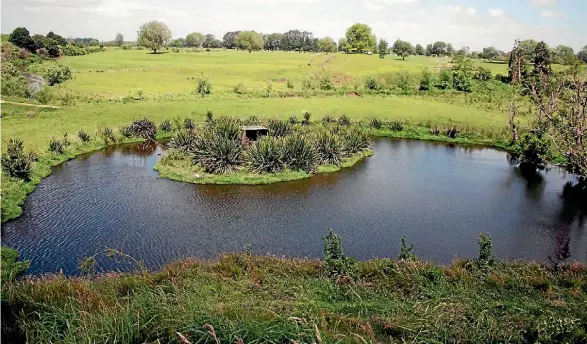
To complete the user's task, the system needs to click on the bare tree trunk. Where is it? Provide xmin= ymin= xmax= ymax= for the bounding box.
xmin=509 ymin=103 xmax=519 ymax=145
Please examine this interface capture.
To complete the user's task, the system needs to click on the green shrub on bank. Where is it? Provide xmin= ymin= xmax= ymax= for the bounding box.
xmin=341 ymin=128 xmax=370 ymax=156
xmin=282 ymin=135 xmax=318 ymax=172
xmin=45 ymin=64 xmax=72 ymax=86
xmin=246 ymin=136 xmax=285 ymax=173
xmin=267 ymin=119 xmax=292 ymax=137
xmin=193 ymin=132 xmax=243 ymax=173
xmin=1 ymin=139 xmax=36 ymax=181
xmin=314 ymin=130 xmax=343 ymax=166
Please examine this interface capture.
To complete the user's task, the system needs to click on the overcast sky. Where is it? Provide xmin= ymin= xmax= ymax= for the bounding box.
xmin=2 ymin=0 xmax=586 ymax=51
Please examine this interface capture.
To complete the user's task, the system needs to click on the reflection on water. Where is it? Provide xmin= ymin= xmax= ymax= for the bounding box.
xmin=1 ymin=138 xmax=585 ymax=275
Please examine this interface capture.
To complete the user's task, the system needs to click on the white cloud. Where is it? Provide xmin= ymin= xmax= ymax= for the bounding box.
xmin=540 ymin=10 xmax=564 ymax=18
xmin=363 ymin=2 xmax=384 ymax=10
xmin=487 ymin=8 xmax=506 ymax=18
xmin=532 ymin=0 xmax=557 ymax=7
xmin=466 ymin=7 xmax=477 ymax=16
xmin=374 ymin=0 xmax=419 ymax=4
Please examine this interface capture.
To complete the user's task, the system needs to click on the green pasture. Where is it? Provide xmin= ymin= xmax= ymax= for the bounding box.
xmin=59 ymin=50 xmax=513 ymax=96
xmin=2 ymin=96 xmax=510 ymax=151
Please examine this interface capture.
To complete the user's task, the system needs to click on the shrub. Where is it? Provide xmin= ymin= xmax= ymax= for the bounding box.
xmin=338 ymin=114 xmax=351 ymax=126
xmin=323 ymin=229 xmax=356 ymax=277
xmin=34 ymin=86 xmax=53 ymax=104
xmin=314 ymin=130 xmax=343 ymax=166
xmin=446 ymin=127 xmax=458 ymax=139
xmin=390 ymin=121 xmax=404 ymax=131
xmin=319 ymin=75 xmax=335 ymax=91
xmin=119 ymin=125 xmax=133 ymax=138
xmin=322 ymin=115 xmax=336 ymax=125
xmin=267 ymin=119 xmax=292 ymax=137
xmin=341 ymin=128 xmax=370 ymax=155
xmin=301 ymin=75 xmax=314 ymax=90
xmin=213 ymin=117 xmax=241 ymax=140
xmin=159 ymin=120 xmax=173 ymax=132
xmin=370 ymin=118 xmax=382 ymax=129
xmin=193 ymin=132 xmax=243 ymax=173
xmin=62 ymin=44 xmax=86 ymax=56
xmin=511 ymin=129 xmax=550 ymax=169
xmin=395 ymin=71 xmax=414 ymax=94
xmin=398 ymin=236 xmax=417 ymax=260
xmin=196 ymin=75 xmax=211 ymax=96
xmin=45 ymin=64 xmax=72 ymax=86
xmin=205 ymin=110 xmax=214 ymax=124
xmin=1 ymin=247 xmax=29 ymax=283
xmin=102 ymin=127 xmax=114 ymax=141
xmin=477 ymin=233 xmax=495 ymax=267
xmin=282 ymin=135 xmax=318 ymax=172
xmin=183 ymin=118 xmax=195 ymax=131
xmin=233 ymin=82 xmax=246 ymax=94
xmin=246 ymin=136 xmax=285 ymax=173
xmin=265 ymin=80 xmax=273 ymax=96
xmin=169 ymin=130 xmax=197 ymax=153
xmin=243 ymin=115 xmax=260 ymax=125
xmin=48 ymin=137 xmax=64 ymax=154
xmin=130 ymin=118 xmax=156 ymax=141
xmin=419 ymin=68 xmax=434 ymax=91
xmin=302 ymin=111 xmax=311 ymax=125
xmin=364 ymin=75 xmax=382 ymax=91
xmin=1 ymin=139 xmax=35 ymax=180
xmin=430 ymin=127 xmax=440 ymax=135
xmin=286 ymin=78 xmax=294 ymax=89
xmin=475 ymin=67 xmax=492 ymax=81
xmin=437 ymin=68 xmax=452 ymax=89
xmin=288 ymin=116 xmax=298 ymax=124
xmin=78 ymin=130 xmax=91 ymax=143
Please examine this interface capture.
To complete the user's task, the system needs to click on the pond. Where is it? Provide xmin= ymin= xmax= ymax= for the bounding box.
xmin=2 ymin=139 xmax=585 ymax=275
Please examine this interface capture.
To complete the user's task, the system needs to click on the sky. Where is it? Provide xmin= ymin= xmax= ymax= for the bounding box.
xmin=2 ymin=0 xmax=586 ymax=51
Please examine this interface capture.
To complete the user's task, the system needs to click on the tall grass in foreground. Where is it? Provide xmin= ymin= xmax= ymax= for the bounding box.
xmin=2 ymin=231 xmax=585 ymax=343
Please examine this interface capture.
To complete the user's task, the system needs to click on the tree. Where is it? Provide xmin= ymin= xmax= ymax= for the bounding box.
xmin=317 ymin=37 xmax=336 ymax=53
xmin=236 ymin=31 xmax=264 ymax=52
xmin=210 ymin=39 xmax=222 ymax=48
xmin=415 ymin=44 xmax=425 ymax=56
xmin=222 ymin=31 xmax=241 ymax=49
xmin=9 ymin=27 xmax=34 ymax=51
xmin=392 ymin=39 xmax=414 ymax=60
xmin=533 ymin=41 xmax=552 ymax=77
xmin=281 ymin=30 xmax=303 ymax=51
xmin=169 ymin=38 xmax=186 ymax=47
xmin=578 ymin=45 xmax=587 ymax=63
xmin=553 ymin=45 xmax=575 ymax=65
xmin=46 ymin=31 xmax=67 ymax=46
xmin=508 ymin=39 xmax=525 ymax=84
xmin=202 ymin=34 xmax=217 ymax=48
xmin=186 ymin=32 xmax=205 ymax=47
xmin=378 ymin=39 xmax=388 ymax=59
xmin=137 ymin=21 xmax=171 ymax=54
xmin=115 ymin=33 xmax=124 ymax=47
xmin=431 ymin=41 xmax=448 ymax=56
xmin=447 ymin=43 xmax=455 ymax=56
xmin=338 ymin=37 xmax=348 ymax=52
xmin=264 ymin=33 xmax=283 ymax=50
xmin=345 ymin=23 xmax=376 ymax=52
xmin=481 ymin=46 xmax=500 ymax=59
xmin=425 ymin=44 xmax=433 ymax=56
xmin=519 ymin=39 xmax=539 ymax=62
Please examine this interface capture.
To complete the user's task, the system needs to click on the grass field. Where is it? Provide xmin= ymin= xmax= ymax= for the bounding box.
xmin=57 ymin=50 xmax=515 ymax=96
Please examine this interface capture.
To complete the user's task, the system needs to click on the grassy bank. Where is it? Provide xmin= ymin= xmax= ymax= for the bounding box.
xmin=2 ymin=250 xmax=586 ymax=343
xmin=154 ymin=149 xmax=374 ymax=185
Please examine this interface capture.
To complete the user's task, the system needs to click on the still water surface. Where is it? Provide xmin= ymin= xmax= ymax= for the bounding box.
xmin=2 ymin=139 xmax=585 ymax=274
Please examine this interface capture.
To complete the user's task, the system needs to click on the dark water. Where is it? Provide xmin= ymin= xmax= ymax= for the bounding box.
xmin=2 ymin=139 xmax=585 ymax=275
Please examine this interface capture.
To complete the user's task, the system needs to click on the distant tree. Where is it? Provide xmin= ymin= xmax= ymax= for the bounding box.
xmin=519 ymin=39 xmax=539 ymax=61
xmin=345 ymin=23 xmax=376 ymax=52
xmin=210 ymin=39 xmax=222 ymax=48
xmin=115 ymin=33 xmax=124 ymax=47
xmin=169 ymin=38 xmax=186 ymax=47
xmin=338 ymin=37 xmax=348 ymax=52
xmin=447 ymin=43 xmax=455 ymax=56
xmin=236 ymin=31 xmax=264 ymax=52
xmin=481 ymin=46 xmax=500 ymax=59
xmin=9 ymin=27 xmax=34 ymax=51
xmin=552 ymin=45 xmax=575 ymax=65
xmin=508 ymin=39 xmax=525 ymax=84
xmin=425 ymin=43 xmax=433 ymax=56
xmin=301 ymin=31 xmax=317 ymax=52
xmin=137 ymin=20 xmax=171 ymax=54
xmin=222 ymin=31 xmax=241 ymax=49
xmin=31 ymin=34 xmax=53 ymax=50
xmin=186 ymin=32 xmax=205 ymax=47
xmin=202 ymin=34 xmax=217 ymax=48
xmin=317 ymin=37 xmax=336 ymax=52
xmin=46 ymin=31 xmax=67 ymax=46
xmin=281 ymin=30 xmax=303 ymax=51
xmin=431 ymin=41 xmax=448 ymax=56
xmin=378 ymin=39 xmax=388 ymax=58
xmin=392 ymin=39 xmax=414 ymax=60
xmin=264 ymin=33 xmax=283 ymax=50
xmin=415 ymin=44 xmax=425 ymax=56
xmin=577 ymin=45 xmax=587 ymax=63
xmin=456 ymin=47 xmax=469 ymax=57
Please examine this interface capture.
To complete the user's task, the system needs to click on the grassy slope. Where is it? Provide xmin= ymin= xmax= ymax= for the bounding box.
xmin=59 ymin=50 xmax=513 ymax=95
xmin=2 ymin=97 xmax=509 ymax=151
xmin=2 ymin=254 xmax=586 ymax=343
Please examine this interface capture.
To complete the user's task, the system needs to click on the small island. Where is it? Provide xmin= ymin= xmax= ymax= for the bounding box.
xmin=154 ymin=116 xmax=374 ymax=185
